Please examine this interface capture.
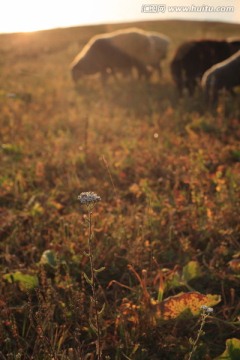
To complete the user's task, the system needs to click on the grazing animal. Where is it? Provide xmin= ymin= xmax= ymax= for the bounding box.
xmin=201 ymin=50 xmax=240 ymax=104
xmin=71 ymin=28 xmax=170 ymax=82
xmin=170 ymin=39 xmax=240 ymax=96
xmin=228 ymin=38 xmax=240 ymax=54
xmin=106 ymin=28 xmax=170 ymax=75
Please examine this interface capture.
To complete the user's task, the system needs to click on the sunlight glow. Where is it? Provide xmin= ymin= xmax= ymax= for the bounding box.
xmin=1 ymin=0 xmax=120 ymax=33
xmin=0 ymin=0 xmax=239 ymax=34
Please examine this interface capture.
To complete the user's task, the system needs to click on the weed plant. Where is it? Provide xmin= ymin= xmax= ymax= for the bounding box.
xmin=78 ymin=192 xmax=103 ymax=360
xmin=188 ymin=306 xmax=214 ymax=360
xmin=0 ymin=20 xmax=240 ymax=359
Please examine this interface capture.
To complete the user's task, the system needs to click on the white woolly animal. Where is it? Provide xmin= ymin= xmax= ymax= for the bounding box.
xmin=105 ymin=27 xmax=170 ymax=72
xmin=71 ymin=27 xmax=170 ymax=81
xmin=201 ymin=50 xmax=240 ymax=104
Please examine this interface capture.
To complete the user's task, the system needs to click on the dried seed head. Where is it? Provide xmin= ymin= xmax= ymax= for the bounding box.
xmin=200 ymin=305 xmax=213 ymax=313
xmin=206 ymin=307 xmax=213 ymax=313
xmin=78 ymin=192 xmax=101 ymax=206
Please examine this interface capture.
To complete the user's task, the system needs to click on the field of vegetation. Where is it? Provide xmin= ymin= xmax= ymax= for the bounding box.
xmin=0 ymin=19 xmax=240 ymax=359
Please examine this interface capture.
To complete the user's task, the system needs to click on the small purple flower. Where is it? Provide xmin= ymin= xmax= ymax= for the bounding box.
xmin=78 ymin=192 xmax=101 ymax=206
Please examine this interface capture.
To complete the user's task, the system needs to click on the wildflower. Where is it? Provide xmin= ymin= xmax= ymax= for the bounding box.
xmin=206 ymin=307 xmax=213 ymax=313
xmin=188 ymin=305 xmax=214 ymax=359
xmin=200 ymin=305 xmax=213 ymax=313
xmin=78 ymin=192 xmax=101 ymax=206
xmin=77 ymin=190 xmax=103 ymax=359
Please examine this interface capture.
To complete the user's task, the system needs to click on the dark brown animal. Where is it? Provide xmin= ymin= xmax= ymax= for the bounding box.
xmin=170 ymin=39 xmax=240 ymax=96
xmin=201 ymin=50 xmax=240 ymax=104
xmin=228 ymin=39 xmax=240 ymax=54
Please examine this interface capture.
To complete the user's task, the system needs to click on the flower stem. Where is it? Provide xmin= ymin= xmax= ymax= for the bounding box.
xmin=188 ymin=312 xmax=208 ymax=360
xmin=88 ymin=210 xmax=102 ymax=360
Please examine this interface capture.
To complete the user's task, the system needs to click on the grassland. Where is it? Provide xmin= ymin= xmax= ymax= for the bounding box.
xmin=0 ymin=20 xmax=240 ymax=359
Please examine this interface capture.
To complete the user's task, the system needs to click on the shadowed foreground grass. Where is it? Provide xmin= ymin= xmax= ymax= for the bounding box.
xmin=0 ymin=20 xmax=240 ymax=359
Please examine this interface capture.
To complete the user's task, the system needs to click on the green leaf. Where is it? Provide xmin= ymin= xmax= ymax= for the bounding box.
xmin=165 ymin=271 xmax=182 ymax=291
xmin=3 ymin=271 xmax=38 ymax=291
xmin=189 ymin=338 xmax=194 ymax=345
xmin=94 ymin=267 xmax=106 ymax=273
xmin=30 ymin=202 xmax=44 ymax=217
xmin=214 ymin=338 xmax=240 ymax=360
xmin=83 ymin=272 xmax=93 ymax=286
xmin=230 ymin=150 xmax=240 ymax=162
xmin=89 ymin=319 xmax=98 ymax=334
xmin=1 ymin=143 xmax=23 ymax=159
xmin=40 ymin=250 xmax=57 ymax=268
xmin=183 ymin=261 xmax=202 ymax=283
xmin=157 ymin=288 xmax=164 ymax=303
xmin=98 ymin=303 xmax=105 ymax=316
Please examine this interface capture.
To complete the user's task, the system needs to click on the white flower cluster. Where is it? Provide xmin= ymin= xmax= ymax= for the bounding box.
xmin=78 ymin=192 xmax=101 ymax=205
xmin=200 ymin=305 xmax=214 ymax=313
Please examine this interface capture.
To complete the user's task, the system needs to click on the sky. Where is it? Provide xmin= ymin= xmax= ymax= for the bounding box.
xmin=0 ymin=0 xmax=239 ymax=34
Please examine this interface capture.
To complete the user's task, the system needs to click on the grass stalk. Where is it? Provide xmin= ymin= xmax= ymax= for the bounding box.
xmin=87 ymin=209 xmax=102 ymax=360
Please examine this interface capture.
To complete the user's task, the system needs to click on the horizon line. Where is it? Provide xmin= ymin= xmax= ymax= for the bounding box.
xmin=0 ymin=17 xmax=240 ymax=35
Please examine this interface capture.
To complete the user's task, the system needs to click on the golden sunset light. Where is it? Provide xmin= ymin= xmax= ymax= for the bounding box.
xmin=1 ymin=0 xmax=240 ymax=355
xmin=1 ymin=0 xmax=239 ymax=34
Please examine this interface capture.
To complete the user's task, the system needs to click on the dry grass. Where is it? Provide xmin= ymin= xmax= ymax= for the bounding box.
xmin=0 ymin=19 xmax=240 ymax=359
